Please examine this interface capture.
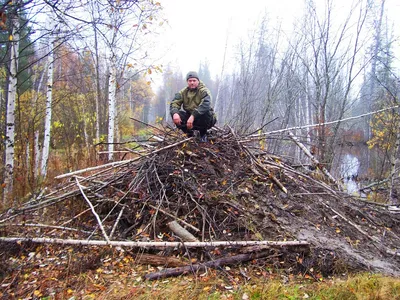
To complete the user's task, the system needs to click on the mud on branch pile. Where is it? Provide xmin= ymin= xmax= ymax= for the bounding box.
xmin=1 ymin=126 xmax=400 ymax=279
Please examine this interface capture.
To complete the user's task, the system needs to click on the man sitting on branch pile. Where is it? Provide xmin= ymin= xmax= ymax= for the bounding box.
xmin=170 ymin=71 xmax=217 ymax=142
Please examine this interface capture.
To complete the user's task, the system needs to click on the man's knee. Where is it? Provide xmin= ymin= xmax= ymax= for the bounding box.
xmin=211 ymin=114 xmax=217 ymax=127
xmin=206 ymin=112 xmax=217 ymax=129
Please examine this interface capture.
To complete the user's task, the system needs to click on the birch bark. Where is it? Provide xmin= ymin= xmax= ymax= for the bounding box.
xmin=34 ymin=131 xmax=40 ymax=178
xmin=93 ymin=25 xmax=101 ymax=143
xmin=3 ymin=1 xmax=20 ymax=203
xmin=107 ymin=55 xmax=117 ymax=161
xmin=40 ymin=19 xmax=55 ymax=179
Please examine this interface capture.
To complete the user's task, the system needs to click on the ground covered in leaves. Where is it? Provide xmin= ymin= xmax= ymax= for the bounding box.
xmin=1 ymin=241 xmax=400 ymax=299
xmin=1 ymin=126 xmax=400 ymax=297
xmin=1 ymin=240 xmax=400 ymax=299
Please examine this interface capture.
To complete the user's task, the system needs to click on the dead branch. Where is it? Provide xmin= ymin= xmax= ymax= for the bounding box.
xmin=0 ymin=237 xmax=309 ymax=248
xmin=3 ymin=125 xmax=400 ymax=277
xmin=144 ymin=250 xmax=274 ymax=280
xmin=317 ymin=198 xmax=382 ymax=245
xmin=167 ymin=221 xmax=199 ymax=242
xmin=55 ymin=137 xmax=193 ymax=179
xmin=109 ymin=206 xmax=125 ymax=239
xmin=55 ymin=159 xmax=139 ymax=179
xmin=242 ymin=105 xmax=400 ymax=141
xmin=288 ymin=131 xmax=343 ymax=190
xmin=76 ymin=177 xmax=110 ymax=242
xmin=243 ymin=145 xmax=288 ymax=194
xmin=359 ymin=179 xmax=389 ymax=192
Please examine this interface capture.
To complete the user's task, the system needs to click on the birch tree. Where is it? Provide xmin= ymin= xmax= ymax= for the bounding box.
xmin=107 ymin=55 xmax=117 ymax=160
xmin=87 ymin=0 xmax=163 ymax=161
xmin=3 ymin=0 xmax=20 ymax=203
xmin=40 ymin=16 xmax=56 ymax=178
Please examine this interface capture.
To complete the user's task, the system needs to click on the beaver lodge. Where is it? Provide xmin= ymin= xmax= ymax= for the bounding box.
xmin=1 ymin=126 xmax=400 ymax=281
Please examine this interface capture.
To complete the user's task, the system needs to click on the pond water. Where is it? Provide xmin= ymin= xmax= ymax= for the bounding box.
xmin=340 ymin=154 xmax=361 ymax=195
xmin=331 ymin=145 xmax=372 ymax=197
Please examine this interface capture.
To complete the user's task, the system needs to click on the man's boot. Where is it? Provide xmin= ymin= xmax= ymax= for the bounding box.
xmin=200 ymin=135 xmax=208 ymax=143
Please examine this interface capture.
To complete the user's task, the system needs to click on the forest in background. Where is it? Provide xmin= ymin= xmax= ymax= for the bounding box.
xmin=0 ymin=0 xmax=399 ymax=206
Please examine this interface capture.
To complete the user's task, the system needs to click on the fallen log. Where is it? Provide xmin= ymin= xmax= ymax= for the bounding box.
xmin=145 ymin=250 xmax=274 ymax=280
xmin=0 ymin=237 xmax=309 ymax=248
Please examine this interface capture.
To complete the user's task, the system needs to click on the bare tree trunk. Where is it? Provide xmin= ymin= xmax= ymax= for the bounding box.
xmin=34 ymin=131 xmax=40 ymax=178
xmin=40 ymin=23 xmax=55 ymax=178
xmin=3 ymin=0 xmax=20 ymax=204
xmin=32 ymin=63 xmax=46 ymax=182
xmin=107 ymin=56 xmax=117 ymax=161
xmin=389 ymin=107 xmax=400 ymax=204
xmin=93 ymin=23 xmax=101 ymax=143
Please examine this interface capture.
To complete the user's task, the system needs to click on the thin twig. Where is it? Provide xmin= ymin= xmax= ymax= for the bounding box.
xmin=110 ymin=206 xmax=125 ymax=239
xmin=56 ymin=137 xmax=193 ymax=179
xmin=75 ymin=177 xmax=110 ymax=243
xmin=242 ymin=105 xmax=400 ymax=141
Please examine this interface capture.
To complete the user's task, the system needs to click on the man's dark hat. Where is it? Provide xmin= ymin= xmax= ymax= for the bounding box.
xmin=186 ymin=71 xmax=199 ymax=81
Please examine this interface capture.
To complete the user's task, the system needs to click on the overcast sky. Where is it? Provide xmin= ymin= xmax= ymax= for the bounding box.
xmin=155 ymin=0 xmax=303 ymax=76
xmin=152 ymin=0 xmax=400 ymax=84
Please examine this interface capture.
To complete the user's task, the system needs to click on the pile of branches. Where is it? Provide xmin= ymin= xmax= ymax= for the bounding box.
xmin=1 ymin=126 xmax=400 ymax=279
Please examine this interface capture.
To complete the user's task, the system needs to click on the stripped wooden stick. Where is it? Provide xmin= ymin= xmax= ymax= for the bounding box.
xmin=109 ymin=206 xmax=125 ymax=239
xmin=243 ymin=105 xmax=400 ymax=140
xmin=288 ymin=131 xmax=343 ymax=190
xmin=168 ymin=221 xmax=199 ymax=242
xmin=75 ymin=178 xmax=110 ymax=242
xmin=0 ymin=237 xmax=309 ymax=248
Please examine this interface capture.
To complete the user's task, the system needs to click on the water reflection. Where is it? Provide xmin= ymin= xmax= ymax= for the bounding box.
xmin=331 ymin=145 xmax=371 ymax=196
xmin=330 ymin=144 xmax=389 ymax=197
xmin=340 ymin=154 xmax=360 ymax=195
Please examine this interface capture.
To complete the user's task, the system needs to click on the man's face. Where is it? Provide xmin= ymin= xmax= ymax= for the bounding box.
xmin=187 ymin=78 xmax=199 ymax=90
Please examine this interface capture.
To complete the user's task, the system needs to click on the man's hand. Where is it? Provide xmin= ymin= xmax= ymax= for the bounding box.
xmin=173 ymin=113 xmax=182 ymax=126
xmin=187 ymin=115 xmax=194 ymax=130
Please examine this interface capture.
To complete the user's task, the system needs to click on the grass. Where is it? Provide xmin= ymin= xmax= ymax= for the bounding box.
xmin=94 ymin=272 xmax=400 ymax=300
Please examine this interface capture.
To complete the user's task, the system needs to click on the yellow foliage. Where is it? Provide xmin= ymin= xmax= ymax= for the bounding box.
xmin=367 ymin=109 xmax=400 ymax=151
xmin=52 ymin=120 xmax=64 ymax=129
